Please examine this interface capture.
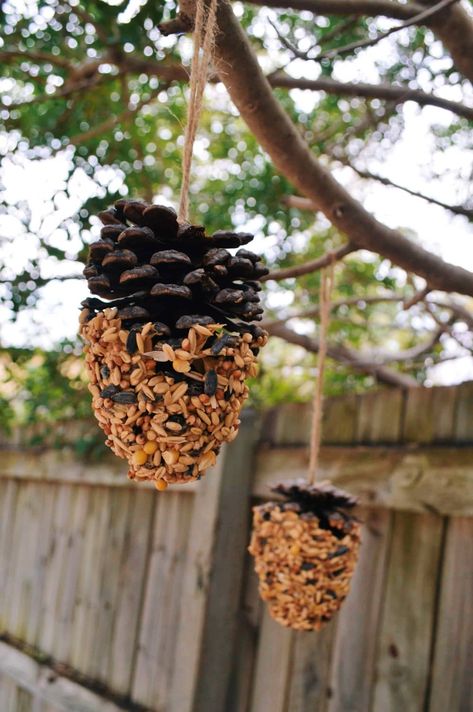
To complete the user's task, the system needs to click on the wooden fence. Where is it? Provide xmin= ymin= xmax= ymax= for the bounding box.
xmin=0 ymin=383 xmax=472 ymax=712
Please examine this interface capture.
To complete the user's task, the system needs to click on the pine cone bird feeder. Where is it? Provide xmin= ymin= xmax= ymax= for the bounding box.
xmin=79 ymin=200 xmax=268 ymax=488
xmin=249 ymin=480 xmax=361 ymax=631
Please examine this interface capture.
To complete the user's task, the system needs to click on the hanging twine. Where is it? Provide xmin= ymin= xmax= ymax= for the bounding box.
xmin=308 ymin=261 xmax=335 ymax=485
xmin=178 ymin=0 xmax=218 ymax=223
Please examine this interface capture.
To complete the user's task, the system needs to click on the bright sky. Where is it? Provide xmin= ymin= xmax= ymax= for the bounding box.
xmin=1 ymin=4 xmax=473 ymax=382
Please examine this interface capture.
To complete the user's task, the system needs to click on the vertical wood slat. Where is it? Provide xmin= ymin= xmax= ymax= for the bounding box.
xmin=454 ymin=381 xmax=473 ymax=441
xmin=37 ymin=484 xmax=74 ymax=654
xmin=88 ymin=488 xmax=132 ymax=682
xmin=249 ymin=611 xmax=293 ymax=712
xmin=192 ymin=413 xmax=262 ymax=712
xmin=0 ymin=480 xmax=19 ymax=630
xmin=328 ymin=508 xmax=392 ymax=712
xmin=51 ymin=486 xmax=89 ymax=664
xmin=169 ymin=412 xmax=260 ymax=712
xmin=371 ymin=512 xmax=445 ymax=712
xmin=403 ymin=386 xmax=458 ymax=443
xmin=323 ymin=394 xmax=358 ymax=444
xmin=225 ymin=559 xmax=263 ymax=712
xmin=26 ymin=485 xmax=57 ymax=648
xmin=131 ymin=492 xmax=193 ymax=709
xmin=356 ymin=390 xmax=404 ymax=443
xmin=286 ymin=621 xmax=337 ymax=712
xmin=428 ymin=517 xmax=473 ymax=712
xmin=107 ymin=489 xmax=155 ymax=695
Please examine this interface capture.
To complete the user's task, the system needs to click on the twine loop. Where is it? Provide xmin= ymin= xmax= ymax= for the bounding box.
xmin=178 ymin=0 xmax=218 ymax=223
xmin=308 ymin=260 xmax=335 ymax=485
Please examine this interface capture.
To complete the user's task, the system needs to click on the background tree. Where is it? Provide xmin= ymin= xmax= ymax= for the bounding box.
xmin=1 ymin=0 xmax=473 ymax=419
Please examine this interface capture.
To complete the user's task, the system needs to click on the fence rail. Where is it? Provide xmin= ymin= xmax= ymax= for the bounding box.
xmin=0 ymin=384 xmax=472 ymax=712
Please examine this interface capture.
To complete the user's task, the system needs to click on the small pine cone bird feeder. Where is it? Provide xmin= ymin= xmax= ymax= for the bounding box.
xmin=79 ymin=200 xmax=268 ymax=488
xmin=249 ymin=480 xmax=361 ymax=631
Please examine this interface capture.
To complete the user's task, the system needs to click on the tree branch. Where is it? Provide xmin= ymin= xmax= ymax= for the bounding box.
xmin=268 ymin=73 xmax=473 ymax=121
xmin=417 ymin=0 xmax=473 ymax=85
xmin=284 ymin=170 xmax=473 ymax=220
xmin=262 ymin=243 xmax=355 ymax=281
xmin=266 ymin=322 xmax=419 ymax=387
xmin=248 ymin=0 xmax=424 ymax=20
xmin=314 ymin=0 xmax=460 ymax=60
xmin=248 ymin=0 xmax=473 ymax=85
xmin=0 ymin=49 xmax=73 ymax=70
xmin=199 ymin=1 xmax=473 ymax=296
xmin=66 ymin=91 xmax=160 ymax=146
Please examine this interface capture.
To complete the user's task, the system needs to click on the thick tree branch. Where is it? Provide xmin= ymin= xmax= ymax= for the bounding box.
xmin=193 ymin=1 xmax=473 ymax=296
xmin=267 ymin=322 xmax=419 ymax=387
xmin=268 ymin=73 xmax=473 ymax=121
xmin=314 ymin=0 xmax=460 ymax=60
xmin=248 ymin=0 xmax=423 ymax=20
xmin=262 ymin=243 xmax=355 ymax=281
xmin=418 ymin=0 xmax=473 ymax=85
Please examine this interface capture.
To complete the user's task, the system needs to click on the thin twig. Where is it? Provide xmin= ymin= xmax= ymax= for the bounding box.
xmin=262 ymin=243 xmax=355 ymax=281
xmin=314 ymin=0 xmax=460 ymax=59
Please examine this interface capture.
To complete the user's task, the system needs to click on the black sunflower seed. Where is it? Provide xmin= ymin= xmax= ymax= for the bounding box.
xmin=126 ymin=330 xmax=138 ymax=354
xmin=300 ymin=562 xmax=315 ymax=571
xmin=100 ymin=365 xmax=110 ymax=379
xmin=204 ymin=369 xmax=217 ymax=396
xmin=111 ymin=391 xmax=137 ymax=404
xmin=101 ymin=385 xmax=121 ymax=398
xmin=210 ymin=333 xmax=239 ymax=355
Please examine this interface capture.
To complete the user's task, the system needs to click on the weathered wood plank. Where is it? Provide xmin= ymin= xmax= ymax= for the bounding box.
xmin=286 ymin=620 xmax=337 ymax=712
xmin=0 ymin=642 xmax=125 ymax=712
xmin=88 ymin=489 xmax=131 ymax=683
xmin=192 ymin=414 xmax=261 ymax=712
xmin=50 ymin=486 xmax=89 ymax=663
xmin=26 ymin=485 xmax=57 ymax=648
xmin=356 ymin=389 xmax=404 ymax=443
xmin=322 ymin=394 xmax=359 ymax=444
xmin=328 ymin=508 xmax=392 ymax=712
xmin=225 ymin=557 xmax=264 ymax=712
xmin=249 ymin=610 xmax=293 ymax=712
xmin=403 ymin=386 xmax=458 ymax=443
xmin=371 ymin=512 xmax=444 ymax=712
xmin=72 ymin=487 xmax=112 ymax=679
xmin=166 ymin=451 xmax=231 ymax=712
xmin=36 ymin=485 xmax=74 ymax=654
xmin=0 ymin=448 xmax=198 ymax=492
xmin=0 ymin=480 xmax=20 ymax=630
xmin=428 ymin=517 xmax=473 ymax=712
xmin=68 ymin=487 xmax=109 ymax=672
xmin=107 ymin=489 xmax=155 ymax=696
xmin=454 ymin=380 xmax=473 ymax=442
xmin=131 ymin=492 xmax=193 ymax=710
xmin=253 ymin=446 xmax=473 ymax=515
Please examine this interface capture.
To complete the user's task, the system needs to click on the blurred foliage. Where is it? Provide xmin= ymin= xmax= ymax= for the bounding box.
xmin=0 ymin=0 xmax=472 ymax=434
xmin=0 ymin=343 xmax=106 ymax=454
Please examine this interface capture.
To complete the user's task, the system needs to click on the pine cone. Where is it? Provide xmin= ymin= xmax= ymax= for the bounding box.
xmin=79 ymin=200 xmax=268 ymax=489
xmin=249 ymin=482 xmax=361 ymax=631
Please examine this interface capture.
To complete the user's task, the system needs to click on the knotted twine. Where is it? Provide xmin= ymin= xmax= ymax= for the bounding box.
xmin=178 ymin=0 xmax=218 ymax=223
xmin=307 ymin=261 xmax=335 ymax=484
